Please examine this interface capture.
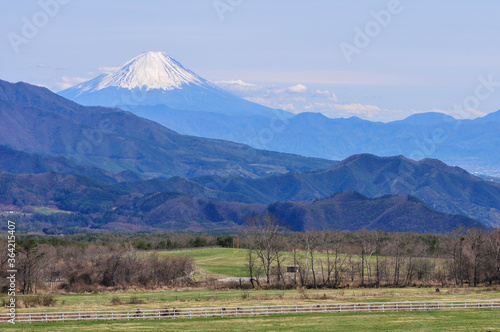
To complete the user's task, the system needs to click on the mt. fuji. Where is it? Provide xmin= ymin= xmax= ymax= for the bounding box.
xmin=59 ymin=51 xmax=278 ymax=117
xmin=75 ymin=51 xmax=204 ymax=91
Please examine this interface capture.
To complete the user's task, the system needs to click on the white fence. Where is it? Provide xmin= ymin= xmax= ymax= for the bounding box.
xmin=1 ymin=300 xmax=499 ymax=324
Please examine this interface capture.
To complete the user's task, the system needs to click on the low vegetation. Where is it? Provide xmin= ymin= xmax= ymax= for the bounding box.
xmin=0 ymin=238 xmax=193 ymax=294
xmin=1 ymin=286 xmax=499 ymax=313
xmin=3 ymin=309 xmax=500 ymax=331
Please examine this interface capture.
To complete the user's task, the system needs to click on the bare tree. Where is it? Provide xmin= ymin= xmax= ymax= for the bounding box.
xmin=322 ymin=230 xmax=348 ymax=288
xmin=17 ymin=239 xmax=44 ymax=294
xmin=468 ymin=228 xmax=484 ymax=287
xmin=373 ymin=231 xmax=386 ymax=287
xmin=38 ymin=244 xmax=59 ymax=290
xmin=483 ymin=228 xmax=500 ymax=285
xmin=448 ymin=227 xmax=468 ymax=286
xmin=389 ymin=233 xmax=406 ymax=286
xmin=246 ymin=246 xmax=262 ymax=288
xmin=356 ymin=228 xmax=376 ymax=286
xmin=289 ymin=233 xmax=302 ymax=287
xmin=303 ymin=230 xmax=322 ymax=288
xmin=244 ymin=213 xmax=287 ymax=284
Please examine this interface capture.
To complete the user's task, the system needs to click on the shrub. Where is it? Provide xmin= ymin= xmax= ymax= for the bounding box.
xmin=216 ymin=235 xmax=234 ymax=248
xmin=110 ymin=296 xmax=122 ymax=305
xmin=21 ymin=295 xmax=57 ymax=308
xmin=128 ymin=296 xmax=145 ymax=304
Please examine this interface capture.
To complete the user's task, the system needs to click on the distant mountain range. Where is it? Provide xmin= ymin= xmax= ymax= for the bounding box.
xmin=120 ymin=107 xmax=500 ymax=176
xmin=59 ymin=52 xmax=500 ymax=176
xmin=142 ymin=191 xmax=481 ymax=233
xmin=1 ymin=139 xmax=496 ymax=231
xmin=0 ymin=170 xmax=481 ymax=233
xmin=0 ymin=79 xmax=334 ymax=179
xmin=118 ymin=154 xmax=500 ymax=228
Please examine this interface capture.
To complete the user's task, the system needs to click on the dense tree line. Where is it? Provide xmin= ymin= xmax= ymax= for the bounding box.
xmin=242 ymin=213 xmax=500 ymax=289
xmin=0 ymin=231 xmax=227 ymax=250
xmin=1 ymin=218 xmax=499 ymax=294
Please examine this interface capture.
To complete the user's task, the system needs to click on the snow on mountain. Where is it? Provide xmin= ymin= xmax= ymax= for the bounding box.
xmin=59 ymin=51 xmax=280 ymax=117
xmin=74 ymin=51 xmax=205 ymax=93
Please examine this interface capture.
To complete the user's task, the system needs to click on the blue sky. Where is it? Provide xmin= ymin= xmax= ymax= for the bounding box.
xmin=2 ymin=0 xmax=500 ymax=121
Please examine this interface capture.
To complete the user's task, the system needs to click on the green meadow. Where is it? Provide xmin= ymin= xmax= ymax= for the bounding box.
xmin=4 ymin=310 xmax=500 ymax=331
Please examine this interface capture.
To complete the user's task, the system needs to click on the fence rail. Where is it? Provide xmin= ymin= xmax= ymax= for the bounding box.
xmin=1 ymin=300 xmax=499 ymax=324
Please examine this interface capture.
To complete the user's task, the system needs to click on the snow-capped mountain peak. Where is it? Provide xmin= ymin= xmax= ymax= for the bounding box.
xmin=58 ymin=51 xmax=279 ymax=117
xmin=77 ymin=51 xmax=205 ymax=92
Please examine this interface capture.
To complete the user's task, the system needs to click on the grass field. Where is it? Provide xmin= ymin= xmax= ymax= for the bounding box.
xmin=2 ymin=248 xmax=498 ymax=314
xmin=4 ymin=287 xmax=499 ymax=313
xmin=4 ymin=309 xmax=500 ymax=331
xmin=33 ymin=207 xmax=71 ymax=214
xmin=159 ymin=248 xmax=250 ymax=278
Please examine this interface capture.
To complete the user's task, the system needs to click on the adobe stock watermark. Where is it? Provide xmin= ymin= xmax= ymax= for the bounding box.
xmin=339 ymin=0 xmax=405 ymax=64
xmin=6 ymin=220 xmax=17 ymax=324
xmin=213 ymin=0 xmax=243 ymax=21
xmin=7 ymin=0 xmax=70 ymax=54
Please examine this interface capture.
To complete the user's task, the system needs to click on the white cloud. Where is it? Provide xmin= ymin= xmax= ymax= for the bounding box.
xmin=291 ymin=96 xmax=306 ymax=102
xmin=213 ymin=79 xmax=489 ymax=122
xmin=210 ymin=80 xmax=262 ymax=93
xmin=227 ymin=82 xmax=338 ymax=114
xmin=315 ymin=89 xmax=330 ymax=96
xmin=278 ymin=103 xmax=296 ymax=111
xmin=287 ymin=84 xmax=307 ymax=93
xmin=315 ymin=90 xmax=338 ymax=102
xmin=215 ymin=80 xmax=341 ymax=115
xmin=212 ymin=79 xmax=256 ymax=87
xmin=55 ymin=76 xmax=90 ymax=91
xmin=33 ymin=83 xmax=49 ymax=89
xmin=333 ymin=103 xmax=381 ymax=112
